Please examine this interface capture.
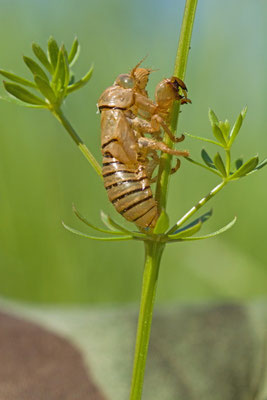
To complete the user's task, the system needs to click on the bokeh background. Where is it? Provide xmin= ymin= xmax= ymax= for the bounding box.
xmin=0 ymin=0 xmax=266 ymax=304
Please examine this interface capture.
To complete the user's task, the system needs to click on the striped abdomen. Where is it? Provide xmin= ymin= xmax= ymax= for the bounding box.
xmin=102 ymin=152 xmax=158 ymax=229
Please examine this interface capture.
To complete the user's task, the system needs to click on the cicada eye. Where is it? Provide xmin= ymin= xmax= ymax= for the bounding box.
xmin=115 ymin=74 xmax=135 ymax=89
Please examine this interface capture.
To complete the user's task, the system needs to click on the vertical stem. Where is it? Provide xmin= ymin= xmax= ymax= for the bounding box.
xmin=129 ymin=2 xmax=198 ymax=399
xmin=129 ymin=242 xmax=165 ymax=400
xmin=155 ymin=0 xmax=198 ymax=210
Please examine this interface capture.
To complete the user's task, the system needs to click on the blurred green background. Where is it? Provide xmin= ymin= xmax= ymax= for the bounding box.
xmin=0 ymin=0 xmax=266 ymax=304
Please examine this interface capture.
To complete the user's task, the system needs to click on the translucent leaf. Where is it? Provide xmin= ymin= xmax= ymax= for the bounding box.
xmin=34 ymin=75 xmax=57 ymax=104
xmin=171 ymin=209 xmax=213 ymax=235
xmin=228 ymin=106 xmax=247 ymax=146
xmin=3 ymin=81 xmax=46 ymax=106
xmin=208 ymin=108 xmax=219 ymax=126
xmin=100 ymin=210 xmax=120 ymax=232
xmin=254 ymin=158 xmax=267 ymax=171
xmin=184 ymin=132 xmax=223 ymax=147
xmin=170 ymin=217 xmax=237 ymax=242
xmin=32 ymin=42 xmax=53 ymax=74
xmin=68 ymin=37 xmax=80 ymax=66
xmin=241 ymin=106 xmax=248 ymax=119
xmin=224 ymin=119 xmax=230 ymax=134
xmin=153 ymin=209 xmax=169 ymax=234
xmin=235 ymin=158 xmax=243 ymax=170
xmin=63 ymin=46 xmax=70 ymax=87
xmin=66 ymin=65 xmax=93 ymax=94
xmin=0 ymin=94 xmax=46 ymax=108
xmin=68 ymin=73 xmax=75 ymax=86
xmin=23 ymin=56 xmax=49 ymax=82
xmin=62 ymin=221 xmax=133 ymax=241
xmin=185 ymin=157 xmax=221 ymax=176
xmin=103 ymin=214 xmax=133 ymax=235
xmin=167 ymin=209 xmax=212 ymax=236
xmin=201 ymin=149 xmax=216 ymax=169
xmin=0 ymin=69 xmax=36 ymax=88
xmin=230 ymin=156 xmax=259 ymax=179
xmin=213 ymin=152 xmax=226 ymax=177
xmin=218 ymin=120 xmax=230 ymax=139
xmin=100 ymin=211 xmax=145 ymax=239
xmin=168 ymin=220 xmax=202 ymax=240
xmin=53 ymin=47 xmax=66 ymax=91
xmin=211 ymin=123 xmax=227 ymax=146
xmin=47 ymin=36 xmax=59 ymax=70
xmin=72 ymin=204 xmax=124 ymax=235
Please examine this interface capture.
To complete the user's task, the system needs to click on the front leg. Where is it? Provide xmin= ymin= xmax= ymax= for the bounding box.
xmin=138 ymin=137 xmax=189 ymax=158
xmin=150 ymin=115 xmax=185 ymax=143
xmin=128 ymin=114 xmax=184 ymax=143
xmin=128 ymin=115 xmax=161 ymax=138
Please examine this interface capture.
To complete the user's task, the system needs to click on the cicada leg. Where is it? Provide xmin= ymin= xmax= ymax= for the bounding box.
xmin=150 ymin=114 xmax=185 ymax=143
xmin=138 ymin=137 xmax=189 ymax=158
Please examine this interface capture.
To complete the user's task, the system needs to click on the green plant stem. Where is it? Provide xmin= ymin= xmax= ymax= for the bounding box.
xmin=155 ymin=0 xmax=198 ymax=210
xmin=226 ymin=148 xmax=231 ymax=176
xmin=168 ymin=180 xmax=227 ymax=235
xmin=129 ymin=1 xmax=198 ymax=399
xmin=52 ymin=107 xmax=102 ymax=178
xmin=129 ymin=242 xmax=164 ymax=400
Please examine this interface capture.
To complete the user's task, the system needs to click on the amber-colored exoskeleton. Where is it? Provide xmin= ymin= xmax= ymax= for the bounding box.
xmin=97 ymin=62 xmax=190 ymax=229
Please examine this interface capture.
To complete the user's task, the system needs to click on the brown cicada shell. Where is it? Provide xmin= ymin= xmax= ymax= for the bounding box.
xmin=97 ymin=62 xmax=190 ymax=229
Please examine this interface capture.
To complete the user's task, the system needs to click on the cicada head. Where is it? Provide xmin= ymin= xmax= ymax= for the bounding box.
xmin=114 ymin=58 xmax=152 ymax=96
xmin=132 ymin=67 xmax=152 ymax=94
xmin=130 ymin=57 xmax=153 ymax=95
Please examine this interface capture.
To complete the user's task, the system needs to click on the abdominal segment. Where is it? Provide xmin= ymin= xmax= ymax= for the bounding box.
xmin=102 ymin=154 xmax=158 ymax=228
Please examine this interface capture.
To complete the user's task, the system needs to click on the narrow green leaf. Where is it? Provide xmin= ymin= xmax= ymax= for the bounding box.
xmin=153 ymin=209 xmax=169 ymax=234
xmin=254 ymin=158 xmax=267 ymax=171
xmin=208 ymin=108 xmax=219 ymax=126
xmin=66 ymin=65 xmax=93 ymax=94
xmin=34 ymin=75 xmax=57 ymax=104
xmin=0 ymin=94 xmax=46 ymax=108
xmin=53 ymin=47 xmax=66 ymax=91
xmin=218 ymin=120 xmax=230 ymax=139
xmin=104 ymin=215 xmax=134 ymax=235
xmin=23 ymin=56 xmax=49 ymax=82
xmin=72 ymin=204 xmax=124 ymax=235
xmin=169 ymin=217 xmax=237 ymax=242
xmin=241 ymin=105 xmax=248 ymax=118
xmin=184 ymin=132 xmax=223 ymax=147
xmin=168 ymin=220 xmax=202 ymax=240
xmin=68 ymin=37 xmax=80 ymax=66
xmin=100 ymin=210 xmax=131 ymax=234
xmin=100 ymin=210 xmax=119 ymax=232
xmin=230 ymin=156 xmax=259 ymax=179
xmin=47 ymin=37 xmax=59 ymax=70
xmin=235 ymin=158 xmax=243 ymax=170
xmin=201 ymin=149 xmax=216 ymax=169
xmin=3 ymin=81 xmax=46 ymax=106
xmin=32 ymin=42 xmax=53 ymax=74
xmin=228 ymin=106 xmax=247 ymax=146
xmin=185 ymin=157 xmax=221 ymax=176
xmin=63 ymin=46 xmax=70 ymax=87
xmin=68 ymin=73 xmax=75 ymax=86
xmin=99 ymin=210 xmax=145 ymax=239
xmin=213 ymin=153 xmax=227 ymax=177
xmin=169 ymin=209 xmax=213 ymax=235
xmin=211 ymin=123 xmax=227 ymax=146
xmin=62 ymin=222 xmax=133 ymax=241
xmin=224 ymin=119 xmax=230 ymax=133
xmin=0 ymin=69 xmax=36 ymax=88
